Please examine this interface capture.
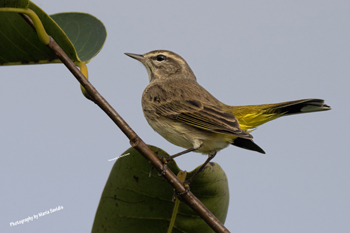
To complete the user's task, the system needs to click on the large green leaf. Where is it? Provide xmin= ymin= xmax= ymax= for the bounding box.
xmin=50 ymin=13 xmax=107 ymax=63
xmin=0 ymin=1 xmax=106 ymax=65
xmin=0 ymin=0 xmax=29 ymax=8
xmin=0 ymin=1 xmax=77 ymax=65
xmin=92 ymin=145 xmax=229 ymax=233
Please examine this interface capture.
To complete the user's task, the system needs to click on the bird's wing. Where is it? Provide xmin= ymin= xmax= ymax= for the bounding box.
xmin=154 ymin=99 xmax=252 ymax=139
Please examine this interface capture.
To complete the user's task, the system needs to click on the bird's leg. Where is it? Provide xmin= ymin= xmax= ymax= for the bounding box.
xmin=185 ymin=151 xmax=217 ymax=185
xmin=165 ymin=147 xmax=198 ymax=161
xmin=175 ymin=152 xmax=217 ymax=198
xmin=157 ymin=143 xmax=203 ymax=176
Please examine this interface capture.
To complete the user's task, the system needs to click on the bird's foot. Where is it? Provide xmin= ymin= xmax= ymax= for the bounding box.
xmin=158 ymin=157 xmax=168 ymax=176
xmin=172 ymin=181 xmax=190 ymax=202
xmin=148 ymin=155 xmax=172 ymax=177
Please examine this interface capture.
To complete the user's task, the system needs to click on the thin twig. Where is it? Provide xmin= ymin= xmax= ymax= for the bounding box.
xmin=20 ymin=13 xmax=230 ymax=233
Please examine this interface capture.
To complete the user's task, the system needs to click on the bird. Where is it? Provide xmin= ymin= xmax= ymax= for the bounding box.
xmin=125 ymin=50 xmax=331 ymax=184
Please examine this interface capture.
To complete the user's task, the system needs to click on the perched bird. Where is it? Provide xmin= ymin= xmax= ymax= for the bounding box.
xmin=125 ymin=50 xmax=330 ymax=184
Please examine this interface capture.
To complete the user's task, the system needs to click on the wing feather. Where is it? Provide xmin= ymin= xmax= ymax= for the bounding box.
xmin=154 ymin=100 xmax=252 ymax=139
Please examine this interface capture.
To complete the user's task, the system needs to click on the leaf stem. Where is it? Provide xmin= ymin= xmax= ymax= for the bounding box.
xmin=168 ymin=171 xmax=187 ymax=233
xmin=0 ymin=8 xmax=50 ymax=44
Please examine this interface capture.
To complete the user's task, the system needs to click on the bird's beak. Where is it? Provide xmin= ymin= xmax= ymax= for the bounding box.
xmin=124 ymin=53 xmax=144 ymax=62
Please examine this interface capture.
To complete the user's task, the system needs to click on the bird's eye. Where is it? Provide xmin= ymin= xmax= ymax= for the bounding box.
xmin=156 ymin=55 xmax=166 ymax=61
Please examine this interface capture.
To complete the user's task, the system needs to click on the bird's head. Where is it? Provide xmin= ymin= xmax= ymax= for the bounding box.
xmin=125 ymin=50 xmax=196 ymax=82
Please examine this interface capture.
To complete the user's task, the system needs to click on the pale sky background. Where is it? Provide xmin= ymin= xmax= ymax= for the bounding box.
xmin=1 ymin=1 xmax=349 ymax=232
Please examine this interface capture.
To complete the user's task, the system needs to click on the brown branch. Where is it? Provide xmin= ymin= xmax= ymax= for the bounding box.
xmin=20 ymin=13 xmax=230 ymax=233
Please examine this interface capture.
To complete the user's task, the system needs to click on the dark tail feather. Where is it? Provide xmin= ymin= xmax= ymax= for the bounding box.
xmin=267 ymin=99 xmax=331 ymax=116
xmin=232 ymin=138 xmax=265 ymax=154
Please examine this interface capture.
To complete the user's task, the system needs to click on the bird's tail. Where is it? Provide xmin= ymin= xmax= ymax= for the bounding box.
xmin=229 ymin=98 xmax=331 ymax=131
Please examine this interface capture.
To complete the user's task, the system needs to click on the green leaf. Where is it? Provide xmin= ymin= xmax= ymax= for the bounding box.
xmin=0 ymin=0 xmax=29 ymax=8
xmin=0 ymin=2 xmax=106 ymax=65
xmin=0 ymin=1 xmax=78 ymax=65
xmin=176 ymin=162 xmax=230 ymax=232
xmin=92 ymin=146 xmax=229 ymax=233
xmin=50 ymin=13 xmax=107 ymax=63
